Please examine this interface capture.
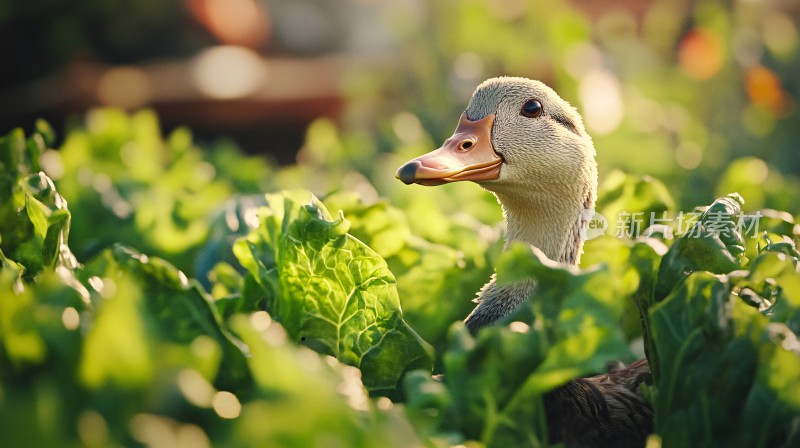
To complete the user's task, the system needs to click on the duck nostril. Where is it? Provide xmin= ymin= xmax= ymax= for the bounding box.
xmin=459 ymin=140 xmax=474 ymax=151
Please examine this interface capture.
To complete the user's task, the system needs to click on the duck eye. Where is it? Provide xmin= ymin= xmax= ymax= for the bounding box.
xmin=520 ymin=99 xmax=543 ymax=118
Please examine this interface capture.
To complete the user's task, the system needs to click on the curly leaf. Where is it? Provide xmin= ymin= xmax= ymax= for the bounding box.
xmin=655 ymin=193 xmax=746 ymax=300
xmin=235 ymin=191 xmax=432 ymax=390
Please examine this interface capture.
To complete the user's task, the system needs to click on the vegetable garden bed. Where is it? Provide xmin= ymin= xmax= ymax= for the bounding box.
xmin=0 ymin=110 xmax=797 ymax=447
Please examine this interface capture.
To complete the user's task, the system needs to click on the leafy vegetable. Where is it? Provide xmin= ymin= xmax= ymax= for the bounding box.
xmin=52 ymin=109 xmax=273 ymax=275
xmin=402 ymin=243 xmax=638 ymax=447
xmin=228 ymin=315 xmax=425 ymax=448
xmin=639 ymin=193 xmax=800 ymax=447
xmin=234 ymin=191 xmax=433 ymax=391
xmin=324 ymin=191 xmax=500 ymax=367
xmin=1 ymin=111 xmax=798 ymax=447
xmin=0 ymin=128 xmax=76 ymax=281
xmin=0 ymin=122 xmax=426 ymax=448
xmin=654 ymin=193 xmax=747 ymax=301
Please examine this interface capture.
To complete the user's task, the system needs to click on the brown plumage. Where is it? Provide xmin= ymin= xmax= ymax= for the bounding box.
xmin=396 ymin=77 xmax=653 ymax=447
xmin=544 ymin=359 xmax=653 ymax=448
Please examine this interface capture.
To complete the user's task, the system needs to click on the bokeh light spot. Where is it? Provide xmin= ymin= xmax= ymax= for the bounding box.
xmin=62 ymin=307 xmax=80 ymax=330
xmin=675 ymin=142 xmax=703 ymax=170
xmin=40 ymin=149 xmax=64 ymax=181
xmin=97 ymin=66 xmax=152 ymax=109
xmin=176 ymin=424 xmax=210 ymax=448
xmin=392 ymin=112 xmax=424 ymax=143
xmin=579 ymin=69 xmax=624 ymax=135
xmin=376 ymin=396 xmax=393 ymax=410
xmin=679 ymin=28 xmax=725 ymax=80
xmin=250 ymin=311 xmax=272 ymax=332
xmin=177 ymin=369 xmax=215 ymax=408
xmin=192 ymin=46 xmax=266 ymax=99
xmin=188 ymin=0 xmax=270 ymax=48
xmin=762 ymin=13 xmax=798 ymax=56
xmin=130 ymin=414 xmax=172 ymax=445
xmin=509 ymin=321 xmax=529 ymax=333
xmin=130 ymin=414 xmax=210 ymax=448
xmin=746 ymin=65 xmax=784 ymax=113
xmin=337 ymin=365 xmax=368 ymax=411
xmin=212 ymin=391 xmax=242 ymax=419
xmin=745 ymin=157 xmax=769 ymax=183
xmin=77 ymin=410 xmax=109 ymax=447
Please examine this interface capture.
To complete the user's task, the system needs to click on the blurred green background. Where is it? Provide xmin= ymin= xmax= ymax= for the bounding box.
xmin=1 ymin=0 xmax=799 ymax=212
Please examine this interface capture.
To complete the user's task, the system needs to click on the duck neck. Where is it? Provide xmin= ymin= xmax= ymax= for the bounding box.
xmin=494 ymin=187 xmax=593 ymax=266
xmin=464 ymin=186 xmax=594 ymax=333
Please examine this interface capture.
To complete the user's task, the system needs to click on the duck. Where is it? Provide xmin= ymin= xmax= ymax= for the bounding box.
xmin=396 ymin=77 xmax=653 ymax=448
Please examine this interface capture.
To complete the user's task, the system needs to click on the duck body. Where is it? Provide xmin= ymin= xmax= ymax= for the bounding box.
xmin=397 ymin=77 xmax=653 ymax=448
xmin=545 ymin=359 xmax=653 ymax=448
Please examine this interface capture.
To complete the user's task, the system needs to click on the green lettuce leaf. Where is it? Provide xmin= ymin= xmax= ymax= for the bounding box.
xmin=227 ymin=315 xmax=425 ymax=448
xmin=496 ymin=244 xmax=633 ymax=390
xmin=655 ymin=193 xmax=747 ymax=301
xmin=408 ymin=243 xmax=633 ymax=447
xmin=649 ymin=268 xmax=800 ymax=447
xmin=80 ymin=245 xmax=250 ymax=389
xmin=324 ymin=191 xmax=499 ymax=367
xmin=643 ymin=194 xmax=800 ymax=447
xmin=0 ymin=128 xmax=77 ymax=280
xmin=234 ymin=191 xmax=432 ymax=390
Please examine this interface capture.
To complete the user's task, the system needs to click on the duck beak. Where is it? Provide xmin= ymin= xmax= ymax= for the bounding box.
xmin=396 ymin=113 xmax=502 ymax=186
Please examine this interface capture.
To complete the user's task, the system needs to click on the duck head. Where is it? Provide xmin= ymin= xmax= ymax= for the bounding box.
xmin=396 ymin=76 xmax=598 ymax=331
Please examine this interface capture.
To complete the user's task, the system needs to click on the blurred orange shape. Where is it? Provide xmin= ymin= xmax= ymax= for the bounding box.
xmin=746 ymin=65 xmax=784 ymax=113
xmin=187 ymin=0 xmax=270 ymax=48
xmin=679 ymin=28 xmax=725 ymax=80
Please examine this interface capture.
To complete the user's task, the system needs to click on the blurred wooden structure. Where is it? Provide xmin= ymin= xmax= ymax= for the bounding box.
xmin=0 ymin=55 xmax=346 ymax=164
